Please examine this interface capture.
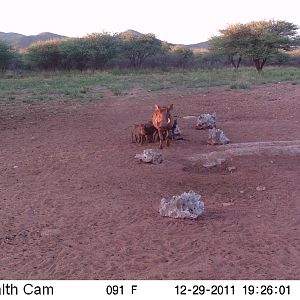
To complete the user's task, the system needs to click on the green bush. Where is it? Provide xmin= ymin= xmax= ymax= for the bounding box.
xmin=0 ymin=41 xmax=14 ymax=73
xmin=27 ymin=39 xmax=65 ymax=70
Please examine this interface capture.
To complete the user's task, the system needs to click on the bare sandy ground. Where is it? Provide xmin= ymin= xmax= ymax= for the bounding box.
xmin=0 ymin=83 xmax=299 ymax=279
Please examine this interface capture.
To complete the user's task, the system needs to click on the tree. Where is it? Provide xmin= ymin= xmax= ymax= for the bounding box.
xmin=27 ymin=39 xmax=65 ymax=70
xmin=209 ymin=24 xmax=246 ymax=69
xmin=59 ymin=38 xmax=90 ymax=71
xmin=244 ymin=20 xmax=299 ymax=71
xmin=119 ymin=33 xmax=163 ymax=68
xmin=84 ymin=33 xmax=118 ymax=70
xmin=0 ymin=41 xmax=14 ymax=73
xmin=171 ymin=46 xmax=194 ymax=68
xmin=210 ymin=20 xmax=300 ymax=71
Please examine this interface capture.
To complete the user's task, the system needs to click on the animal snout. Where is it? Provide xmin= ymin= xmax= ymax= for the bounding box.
xmin=157 ymin=120 xmax=170 ymax=128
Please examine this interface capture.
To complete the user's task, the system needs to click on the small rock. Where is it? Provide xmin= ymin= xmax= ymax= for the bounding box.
xmin=227 ymin=166 xmax=236 ymax=172
xmin=256 ymin=186 xmax=266 ymax=192
xmin=13 ymin=165 xmax=19 ymax=169
xmin=256 ymin=214 xmax=261 ymax=218
xmin=207 ymin=128 xmax=230 ymax=145
xmin=239 ymin=190 xmax=245 ymax=194
xmin=41 ymin=228 xmax=60 ymax=237
xmin=202 ymin=158 xmax=226 ymax=168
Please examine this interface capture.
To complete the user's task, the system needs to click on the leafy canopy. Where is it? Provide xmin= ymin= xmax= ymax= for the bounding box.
xmin=209 ymin=20 xmax=299 ymax=70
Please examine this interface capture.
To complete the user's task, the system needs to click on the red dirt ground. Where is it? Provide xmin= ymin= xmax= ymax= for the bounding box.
xmin=0 ymin=83 xmax=299 ymax=279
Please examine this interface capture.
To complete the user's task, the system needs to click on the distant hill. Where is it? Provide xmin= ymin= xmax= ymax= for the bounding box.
xmin=185 ymin=41 xmax=210 ymax=49
xmin=120 ymin=29 xmax=209 ymax=49
xmin=0 ymin=29 xmax=209 ymax=50
xmin=0 ymin=32 xmax=67 ymax=49
xmin=120 ymin=29 xmax=144 ymax=37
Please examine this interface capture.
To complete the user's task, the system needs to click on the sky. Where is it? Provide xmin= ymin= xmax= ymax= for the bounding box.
xmin=1 ymin=0 xmax=299 ymax=44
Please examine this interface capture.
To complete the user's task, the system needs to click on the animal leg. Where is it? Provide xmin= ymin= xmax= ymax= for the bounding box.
xmin=166 ymin=130 xmax=170 ymax=147
xmin=158 ymin=130 xmax=163 ymax=149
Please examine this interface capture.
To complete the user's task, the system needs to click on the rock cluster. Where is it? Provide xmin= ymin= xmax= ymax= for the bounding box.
xmin=135 ymin=149 xmax=163 ymax=164
xmin=159 ymin=190 xmax=204 ymax=219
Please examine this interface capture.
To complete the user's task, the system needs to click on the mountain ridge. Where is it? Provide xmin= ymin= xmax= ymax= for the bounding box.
xmin=0 ymin=32 xmax=67 ymax=48
xmin=0 ymin=30 xmax=209 ymax=50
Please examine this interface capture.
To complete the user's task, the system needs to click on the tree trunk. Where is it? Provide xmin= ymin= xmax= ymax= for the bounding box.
xmin=230 ymin=57 xmax=237 ymax=69
xmin=236 ymin=56 xmax=242 ymax=69
xmin=253 ymin=59 xmax=262 ymax=72
xmin=261 ymin=58 xmax=267 ymax=69
xmin=253 ymin=58 xmax=267 ymax=72
xmin=230 ymin=56 xmax=242 ymax=70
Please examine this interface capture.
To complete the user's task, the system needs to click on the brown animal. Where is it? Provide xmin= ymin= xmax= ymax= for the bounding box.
xmin=152 ymin=104 xmax=174 ymax=149
xmin=144 ymin=121 xmax=157 ymax=143
xmin=131 ymin=124 xmax=147 ymax=144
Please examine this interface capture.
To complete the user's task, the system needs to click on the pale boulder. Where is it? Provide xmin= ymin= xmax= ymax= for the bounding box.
xmin=159 ymin=191 xmax=204 ymax=219
xmin=196 ymin=113 xmax=217 ymax=129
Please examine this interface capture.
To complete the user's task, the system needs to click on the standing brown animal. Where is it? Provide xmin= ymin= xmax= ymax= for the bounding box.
xmin=152 ymin=104 xmax=174 ymax=149
xmin=131 ymin=124 xmax=147 ymax=144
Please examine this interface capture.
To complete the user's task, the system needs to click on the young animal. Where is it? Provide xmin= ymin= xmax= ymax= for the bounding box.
xmin=144 ymin=121 xmax=158 ymax=143
xmin=171 ymin=118 xmax=182 ymax=140
xmin=131 ymin=124 xmax=147 ymax=144
xmin=171 ymin=119 xmax=177 ymax=140
xmin=152 ymin=104 xmax=174 ymax=149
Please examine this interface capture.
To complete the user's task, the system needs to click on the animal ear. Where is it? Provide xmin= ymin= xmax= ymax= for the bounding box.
xmin=168 ymin=104 xmax=173 ymax=111
xmin=155 ymin=104 xmax=161 ymax=111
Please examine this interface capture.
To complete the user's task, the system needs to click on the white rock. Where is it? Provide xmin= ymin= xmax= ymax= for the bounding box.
xmin=227 ymin=166 xmax=236 ymax=172
xmin=207 ymin=128 xmax=230 ymax=145
xmin=196 ymin=113 xmax=217 ymax=129
xmin=159 ymin=190 xmax=204 ymax=219
xmin=135 ymin=149 xmax=163 ymax=164
xmin=256 ymin=186 xmax=266 ymax=192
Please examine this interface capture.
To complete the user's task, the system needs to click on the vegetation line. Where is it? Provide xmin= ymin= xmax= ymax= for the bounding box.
xmin=0 ymin=67 xmax=300 ymax=103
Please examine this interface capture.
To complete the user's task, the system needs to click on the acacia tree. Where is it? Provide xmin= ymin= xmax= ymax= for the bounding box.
xmin=210 ymin=20 xmax=299 ymax=71
xmin=27 ymin=39 xmax=64 ymax=70
xmin=244 ymin=20 xmax=299 ymax=71
xmin=119 ymin=33 xmax=163 ymax=68
xmin=58 ymin=38 xmax=91 ymax=71
xmin=171 ymin=46 xmax=194 ymax=68
xmin=84 ymin=33 xmax=118 ymax=70
xmin=209 ymin=24 xmax=246 ymax=69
